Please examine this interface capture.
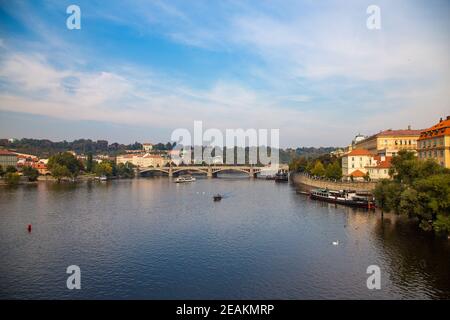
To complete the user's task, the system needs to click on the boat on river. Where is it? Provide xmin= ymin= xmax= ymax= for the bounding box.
xmin=310 ymin=188 xmax=375 ymax=209
xmin=213 ymin=194 xmax=223 ymax=201
xmin=274 ymin=170 xmax=288 ymax=182
xmin=174 ymin=175 xmax=196 ymax=183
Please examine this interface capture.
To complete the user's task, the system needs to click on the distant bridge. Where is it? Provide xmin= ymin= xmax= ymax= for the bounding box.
xmin=138 ymin=164 xmax=288 ymax=178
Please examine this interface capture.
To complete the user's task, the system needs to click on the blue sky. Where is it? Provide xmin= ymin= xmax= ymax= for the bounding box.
xmin=0 ymin=0 xmax=449 ymax=147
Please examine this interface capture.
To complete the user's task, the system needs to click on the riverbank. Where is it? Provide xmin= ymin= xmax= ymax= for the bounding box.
xmin=291 ymin=172 xmax=376 ymax=192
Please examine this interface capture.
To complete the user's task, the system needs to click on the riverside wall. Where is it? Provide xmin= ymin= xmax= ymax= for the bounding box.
xmin=291 ymin=173 xmax=377 ymax=192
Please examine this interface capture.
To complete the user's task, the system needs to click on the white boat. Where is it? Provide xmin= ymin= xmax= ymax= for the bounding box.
xmin=174 ymin=175 xmax=196 ymax=183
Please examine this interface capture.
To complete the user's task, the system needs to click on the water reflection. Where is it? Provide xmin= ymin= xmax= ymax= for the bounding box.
xmin=0 ymin=178 xmax=448 ymax=299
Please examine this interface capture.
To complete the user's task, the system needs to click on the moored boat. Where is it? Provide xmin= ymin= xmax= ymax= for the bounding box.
xmin=274 ymin=170 xmax=288 ymax=182
xmin=310 ymin=188 xmax=375 ymax=209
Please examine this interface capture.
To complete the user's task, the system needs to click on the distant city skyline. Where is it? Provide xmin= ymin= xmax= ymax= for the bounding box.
xmin=0 ymin=0 xmax=449 ymax=147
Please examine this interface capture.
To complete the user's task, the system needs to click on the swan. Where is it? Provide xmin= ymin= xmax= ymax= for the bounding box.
xmin=332 ymin=240 xmax=339 ymax=246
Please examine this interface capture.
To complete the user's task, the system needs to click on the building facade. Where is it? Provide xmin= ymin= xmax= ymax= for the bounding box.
xmin=0 ymin=150 xmax=18 ymax=169
xmin=342 ymin=149 xmax=391 ymax=181
xmin=417 ymin=116 xmax=450 ymax=168
xmin=142 ymin=143 xmax=153 ymax=152
xmin=352 ymin=127 xmax=422 ymax=156
xmin=116 ymin=153 xmax=167 ymax=168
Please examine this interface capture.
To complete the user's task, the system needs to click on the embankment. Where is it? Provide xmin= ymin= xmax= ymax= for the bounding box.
xmin=291 ymin=173 xmax=376 ymax=192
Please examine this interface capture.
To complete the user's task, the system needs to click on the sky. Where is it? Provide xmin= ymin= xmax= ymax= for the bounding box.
xmin=0 ymin=0 xmax=448 ymax=147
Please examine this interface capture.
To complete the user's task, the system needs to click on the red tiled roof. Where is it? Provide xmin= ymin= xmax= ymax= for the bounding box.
xmin=418 ymin=117 xmax=450 ymax=140
xmin=347 ymin=149 xmax=373 ymax=156
xmin=350 ymin=169 xmax=366 ymax=177
xmin=376 ymin=129 xmax=422 ymax=137
xmin=0 ymin=149 xmax=16 ymax=156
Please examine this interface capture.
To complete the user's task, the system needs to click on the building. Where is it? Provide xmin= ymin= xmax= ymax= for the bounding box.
xmin=342 ymin=149 xmax=373 ymax=179
xmin=352 ymin=127 xmax=422 ymax=156
xmin=417 ymin=116 xmax=450 ymax=168
xmin=142 ymin=143 xmax=153 ymax=152
xmin=0 ymin=150 xmax=18 ymax=169
xmin=342 ymin=149 xmax=392 ymax=181
xmin=366 ymin=155 xmax=392 ymax=180
xmin=116 ymin=153 xmax=167 ymax=168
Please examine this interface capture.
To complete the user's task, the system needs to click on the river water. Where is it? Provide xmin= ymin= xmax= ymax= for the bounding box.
xmin=0 ymin=176 xmax=449 ymax=299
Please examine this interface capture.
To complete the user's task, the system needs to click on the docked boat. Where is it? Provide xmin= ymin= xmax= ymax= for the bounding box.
xmin=274 ymin=170 xmax=288 ymax=182
xmin=310 ymin=188 xmax=375 ymax=209
xmin=174 ymin=175 xmax=196 ymax=183
xmin=213 ymin=194 xmax=223 ymax=201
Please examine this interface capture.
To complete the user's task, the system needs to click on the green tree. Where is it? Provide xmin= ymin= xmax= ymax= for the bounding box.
xmin=51 ymin=163 xmax=72 ymax=182
xmin=86 ymin=153 xmax=94 ymax=173
xmin=374 ymin=151 xmax=450 ymax=234
xmin=22 ymin=166 xmax=39 ymax=182
xmin=47 ymin=152 xmax=83 ymax=178
xmin=95 ymin=162 xmax=113 ymax=177
xmin=5 ymin=172 xmax=20 ymax=185
xmin=311 ymin=161 xmax=326 ymax=177
xmin=325 ymin=161 xmax=342 ymax=180
xmin=5 ymin=165 xmax=17 ymax=174
xmin=116 ymin=162 xmax=135 ymax=178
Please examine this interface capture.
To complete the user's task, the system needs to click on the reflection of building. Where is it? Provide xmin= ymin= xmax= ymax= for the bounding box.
xmin=342 ymin=149 xmax=391 ymax=181
xmin=0 ymin=150 xmax=18 ymax=168
xmin=352 ymin=127 xmax=422 ymax=156
xmin=417 ymin=116 xmax=450 ymax=168
xmin=116 ymin=153 xmax=167 ymax=168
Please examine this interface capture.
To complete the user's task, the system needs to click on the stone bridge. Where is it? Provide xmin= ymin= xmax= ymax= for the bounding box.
xmin=138 ymin=165 xmax=288 ymax=178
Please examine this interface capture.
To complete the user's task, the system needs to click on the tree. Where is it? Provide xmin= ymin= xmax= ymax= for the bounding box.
xmin=22 ymin=166 xmax=39 ymax=182
xmin=5 ymin=172 xmax=20 ymax=185
xmin=86 ymin=153 xmax=94 ymax=173
xmin=311 ymin=161 xmax=325 ymax=177
xmin=95 ymin=162 xmax=113 ymax=177
xmin=116 ymin=162 xmax=135 ymax=178
xmin=325 ymin=161 xmax=342 ymax=180
xmin=51 ymin=163 xmax=72 ymax=182
xmin=5 ymin=165 xmax=17 ymax=174
xmin=47 ymin=152 xmax=83 ymax=178
xmin=374 ymin=151 xmax=450 ymax=234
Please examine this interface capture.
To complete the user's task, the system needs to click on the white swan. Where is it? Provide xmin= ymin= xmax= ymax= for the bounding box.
xmin=332 ymin=240 xmax=339 ymax=246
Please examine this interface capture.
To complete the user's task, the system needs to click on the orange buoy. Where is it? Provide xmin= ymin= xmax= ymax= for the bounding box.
xmin=27 ymin=224 xmax=32 ymax=233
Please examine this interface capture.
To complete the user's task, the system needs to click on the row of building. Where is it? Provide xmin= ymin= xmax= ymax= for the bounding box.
xmin=0 ymin=150 xmax=49 ymax=175
xmin=339 ymin=116 xmax=450 ymax=181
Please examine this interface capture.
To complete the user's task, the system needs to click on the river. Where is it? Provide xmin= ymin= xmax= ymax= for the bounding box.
xmin=0 ymin=176 xmax=449 ymax=299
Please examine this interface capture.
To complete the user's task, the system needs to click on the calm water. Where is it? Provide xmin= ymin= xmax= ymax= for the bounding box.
xmin=0 ymin=176 xmax=449 ymax=299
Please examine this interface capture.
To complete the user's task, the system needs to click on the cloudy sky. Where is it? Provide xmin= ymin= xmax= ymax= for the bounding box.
xmin=0 ymin=0 xmax=448 ymax=147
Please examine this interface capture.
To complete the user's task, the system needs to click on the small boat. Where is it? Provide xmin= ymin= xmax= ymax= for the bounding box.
xmin=174 ymin=175 xmax=196 ymax=183
xmin=95 ymin=175 xmax=108 ymax=181
xmin=274 ymin=170 xmax=288 ymax=182
xmin=310 ymin=188 xmax=375 ymax=209
xmin=213 ymin=194 xmax=223 ymax=201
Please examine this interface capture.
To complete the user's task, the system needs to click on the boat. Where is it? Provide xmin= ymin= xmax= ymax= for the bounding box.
xmin=310 ymin=188 xmax=375 ymax=209
xmin=274 ymin=170 xmax=288 ymax=182
xmin=174 ymin=175 xmax=196 ymax=183
xmin=213 ymin=194 xmax=223 ymax=201
xmin=95 ymin=175 xmax=108 ymax=181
